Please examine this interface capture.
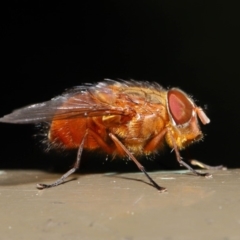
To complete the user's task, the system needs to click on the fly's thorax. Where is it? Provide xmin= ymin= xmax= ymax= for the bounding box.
xmin=108 ymin=105 xmax=169 ymax=156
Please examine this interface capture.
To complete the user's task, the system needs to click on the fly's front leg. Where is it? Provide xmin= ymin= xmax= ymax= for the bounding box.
xmin=168 ymin=130 xmax=212 ymax=178
xmin=190 ymin=159 xmax=227 ymax=170
xmin=37 ymin=131 xmax=88 ymax=189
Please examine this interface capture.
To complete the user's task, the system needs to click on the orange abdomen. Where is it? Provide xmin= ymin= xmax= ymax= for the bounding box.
xmin=48 ymin=117 xmax=109 ymax=151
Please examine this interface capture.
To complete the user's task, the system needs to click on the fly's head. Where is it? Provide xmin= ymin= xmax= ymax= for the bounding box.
xmin=165 ymin=88 xmax=210 ymax=149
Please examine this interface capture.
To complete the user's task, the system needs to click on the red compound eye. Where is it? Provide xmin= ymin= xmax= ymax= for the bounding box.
xmin=167 ymin=89 xmax=193 ymax=125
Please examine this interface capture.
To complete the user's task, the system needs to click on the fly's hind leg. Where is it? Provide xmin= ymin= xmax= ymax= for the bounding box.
xmin=37 ymin=131 xmax=88 ymax=189
xmin=109 ymin=133 xmax=167 ymax=192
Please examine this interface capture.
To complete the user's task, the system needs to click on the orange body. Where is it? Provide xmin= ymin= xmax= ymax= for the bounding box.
xmin=48 ymin=82 xmax=204 ymax=156
xmin=0 ymin=80 xmax=211 ymax=190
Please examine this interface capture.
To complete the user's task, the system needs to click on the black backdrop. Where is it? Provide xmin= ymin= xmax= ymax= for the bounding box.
xmin=1 ymin=1 xmax=239 ymax=172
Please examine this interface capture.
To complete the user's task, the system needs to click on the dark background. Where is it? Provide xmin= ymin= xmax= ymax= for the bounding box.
xmin=1 ymin=1 xmax=239 ymax=173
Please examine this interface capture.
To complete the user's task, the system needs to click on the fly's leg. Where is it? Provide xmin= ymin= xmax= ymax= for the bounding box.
xmin=168 ymin=131 xmax=212 ymax=178
xmin=190 ymin=159 xmax=227 ymax=170
xmin=109 ymin=133 xmax=166 ymax=192
xmin=37 ymin=131 xmax=88 ymax=189
xmin=144 ymin=128 xmax=167 ymax=153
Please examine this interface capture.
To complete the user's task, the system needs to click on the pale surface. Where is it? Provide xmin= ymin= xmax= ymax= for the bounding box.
xmin=0 ymin=169 xmax=240 ymax=240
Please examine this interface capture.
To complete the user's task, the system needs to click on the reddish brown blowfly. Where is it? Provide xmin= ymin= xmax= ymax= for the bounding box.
xmin=0 ymin=80 xmax=221 ymax=192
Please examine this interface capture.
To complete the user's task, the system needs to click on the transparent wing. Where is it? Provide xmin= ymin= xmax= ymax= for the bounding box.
xmin=0 ymin=83 xmax=131 ymax=124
